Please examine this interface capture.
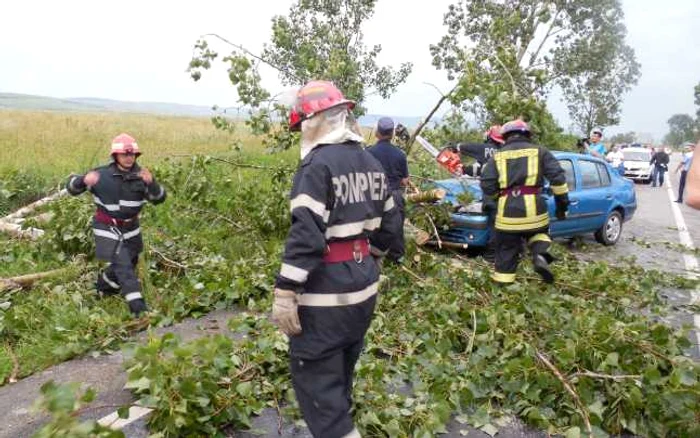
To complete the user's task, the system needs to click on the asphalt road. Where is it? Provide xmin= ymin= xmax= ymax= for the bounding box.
xmin=1 ymin=153 xmax=698 ymax=438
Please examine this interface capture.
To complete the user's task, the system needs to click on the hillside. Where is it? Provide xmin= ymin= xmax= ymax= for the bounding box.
xmin=0 ymin=92 xmax=425 ymax=127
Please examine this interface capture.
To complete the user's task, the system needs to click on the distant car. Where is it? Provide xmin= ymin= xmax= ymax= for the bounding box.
xmin=429 ymin=152 xmax=637 ymax=247
xmin=622 ymin=147 xmax=653 ymax=183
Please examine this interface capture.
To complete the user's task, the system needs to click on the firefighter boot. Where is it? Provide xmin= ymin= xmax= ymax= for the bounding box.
xmin=482 ymin=243 xmax=496 ymax=263
xmin=532 ymin=253 xmax=554 ymax=284
xmin=95 ymin=270 xmax=120 ymax=297
xmin=128 ymin=298 xmax=148 ymax=317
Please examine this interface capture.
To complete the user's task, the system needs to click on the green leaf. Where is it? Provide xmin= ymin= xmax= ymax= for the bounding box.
xmin=588 ymin=400 xmax=605 ymax=420
xmin=603 ymin=352 xmax=619 ymax=368
xmin=117 ymin=406 xmax=131 ymax=419
xmin=236 ymin=381 xmax=252 ymax=397
xmin=124 ymin=377 xmax=151 ymax=391
xmin=565 ymin=426 xmax=581 ymax=438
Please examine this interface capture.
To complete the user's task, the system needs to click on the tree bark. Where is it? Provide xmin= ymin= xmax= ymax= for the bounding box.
xmin=0 ymin=267 xmax=71 ymax=293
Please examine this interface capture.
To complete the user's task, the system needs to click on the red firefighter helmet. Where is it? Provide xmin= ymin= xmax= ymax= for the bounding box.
xmin=110 ymin=133 xmax=141 ymax=156
xmin=485 ymin=125 xmax=504 ymax=144
xmin=500 ymin=119 xmax=531 ymax=138
xmin=288 ymin=80 xmax=355 ymax=131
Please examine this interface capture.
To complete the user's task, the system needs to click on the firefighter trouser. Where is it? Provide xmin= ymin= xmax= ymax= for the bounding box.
xmin=387 ymin=190 xmax=405 ymax=262
xmin=290 ymin=340 xmax=364 ymax=438
xmin=492 ymin=230 xmax=551 ymax=283
xmin=96 ymin=248 xmax=143 ymax=306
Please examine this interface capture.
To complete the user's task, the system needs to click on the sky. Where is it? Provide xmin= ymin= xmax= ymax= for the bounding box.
xmin=1 ymin=0 xmax=698 ymax=141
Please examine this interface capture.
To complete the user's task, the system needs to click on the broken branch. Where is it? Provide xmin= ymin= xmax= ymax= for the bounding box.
xmin=535 ymin=350 xmax=592 ymax=435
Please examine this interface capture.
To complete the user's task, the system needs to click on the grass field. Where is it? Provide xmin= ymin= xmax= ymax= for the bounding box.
xmin=0 ymin=110 xmax=261 ymax=178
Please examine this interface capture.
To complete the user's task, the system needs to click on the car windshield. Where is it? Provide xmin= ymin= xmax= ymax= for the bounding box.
xmin=623 ymin=151 xmax=650 ymax=161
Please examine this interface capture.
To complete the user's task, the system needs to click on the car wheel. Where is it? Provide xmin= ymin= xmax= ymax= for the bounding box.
xmin=594 ymin=211 xmax=623 ymax=246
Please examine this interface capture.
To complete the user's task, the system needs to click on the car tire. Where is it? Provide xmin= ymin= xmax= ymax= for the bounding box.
xmin=594 ymin=211 xmax=623 ymax=246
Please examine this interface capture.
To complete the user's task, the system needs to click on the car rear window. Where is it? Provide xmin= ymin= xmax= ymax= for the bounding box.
xmin=558 ymin=159 xmax=576 ymax=190
xmin=623 ymin=150 xmax=651 ymax=161
xmin=579 ymin=160 xmax=602 ymax=189
xmin=597 ymin=163 xmax=611 ymax=186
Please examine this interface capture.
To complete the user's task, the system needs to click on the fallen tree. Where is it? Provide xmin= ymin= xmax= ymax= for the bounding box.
xmin=0 ymin=189 xmax=67 ymax=240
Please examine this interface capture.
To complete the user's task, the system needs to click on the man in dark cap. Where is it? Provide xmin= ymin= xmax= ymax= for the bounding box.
xmin=366 ymin=117 xmax=409 ymax=263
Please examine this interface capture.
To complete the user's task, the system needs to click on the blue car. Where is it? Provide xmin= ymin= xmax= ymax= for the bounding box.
xmin=431 ymin=152 xmax=637 ymax=247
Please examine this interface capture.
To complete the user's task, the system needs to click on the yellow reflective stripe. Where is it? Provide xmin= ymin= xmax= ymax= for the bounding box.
xmin=496 ymin=214 xmax=549 ymax=231
xmin=551 ymin=183 xmax=568 ymax=195
xmin=525 ymin=151 xmax=539 ymax=186
xmin=496 ymin=155 xmax=508 ymax=188
xmin=524 ymin=194 xmax=536 ymax=218
xmin=497 ymin=195 xmax=507 ymax=217
xmin=492 ymin=271 xmax=516 ymax=283
xmin=528 ymin=233 xmax=552 ymax=245
xmin=497 ymin=212 xmax=549 ymax=225
xmin=496 ymin=149 xmax=539 ymax=160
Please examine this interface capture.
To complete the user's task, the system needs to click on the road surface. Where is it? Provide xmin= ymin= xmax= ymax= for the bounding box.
xmin=1 ymin=154 xmax=698 ymax=438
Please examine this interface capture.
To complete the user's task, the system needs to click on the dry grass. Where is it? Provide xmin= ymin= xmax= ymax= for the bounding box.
xmin=0 ymin=110 xmax=262 ymax=178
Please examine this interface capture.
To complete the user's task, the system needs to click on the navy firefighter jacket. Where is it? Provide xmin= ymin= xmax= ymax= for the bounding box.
xmin=275 ymin=141 xmax=403 ymax=359
xmin=66 ymin=162 xmax=166 ymax=260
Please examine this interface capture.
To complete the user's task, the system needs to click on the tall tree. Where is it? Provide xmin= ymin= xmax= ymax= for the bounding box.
xmin=608 ymin=131 xmax=637 ymax=144
xmin=664 ymin=114 xmax=696 ymax=147
xmin=430 ymin=0 xmax=640 ymax=147
xmin=560 ymin=34 xmax=640 ymax=135
xmin=188 ymin=0 xmax=412 ymax=150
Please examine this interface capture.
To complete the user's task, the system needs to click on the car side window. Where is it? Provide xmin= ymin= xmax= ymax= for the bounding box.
xmin=597 ymin=163 xmax=611 ymax=186
xmin=579 ymin=160 xmax=601 ymax=189
xmin=558 ymin=159 xmax=576 ymax=190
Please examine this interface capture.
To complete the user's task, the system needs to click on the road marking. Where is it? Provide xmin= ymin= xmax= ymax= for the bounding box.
xmin=97 ymin=405 xmax=153 ymax=430
xmin=664 ymin=176 xmax=700 ymax=348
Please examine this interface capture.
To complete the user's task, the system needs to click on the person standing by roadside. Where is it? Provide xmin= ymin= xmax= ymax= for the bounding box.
xmin=271 ymin=80 xmax=402 ymax=438
xmin=587 ymin=128 xmax=607 ymax=159
xmin=606 ymin=145 xmax=625 ymax=176
xmin=650 ymin=147 xmax=669 ymax=187
xmin=675 ymin=142 xmax=695 ymax=203
xmin=366 ymin=117 xmax=409 ymax=263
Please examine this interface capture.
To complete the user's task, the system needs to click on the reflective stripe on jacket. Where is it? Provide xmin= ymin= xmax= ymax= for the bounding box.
xmin=66 ymin=162 xmax=166 ymax=260
xmin=481 ymin=139 xmax=568 ymax=232
xmin=275 ymin=141 xmax=403 ymax=360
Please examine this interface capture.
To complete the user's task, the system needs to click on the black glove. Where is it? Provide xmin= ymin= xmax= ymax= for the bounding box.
xmin=555 ymin=194 xmax=569 ymax=220
xmin=482 ymin=198 xmax=497 ymax=215
xmin=442 ymin=143 xmax=459 ymax=154
xmin=395 ymin=124 xmax=411 ymax=143
xmin=128 ymin=298 xmax=148 ymax=317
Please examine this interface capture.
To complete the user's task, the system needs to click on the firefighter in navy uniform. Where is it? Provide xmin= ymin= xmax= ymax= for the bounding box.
xmin=443 ymin=126 xmax=505 ymax=262
xmin=366 ymin=116 xmax=409 ymax=263
xmin=480 ymin=120 xmax=569 ymax=284
xmin=271 ymin=80 xmax=402 ymax=438
xmin=66 ymin=133 xmax=166 ymax=316
xmin=446 ymin=125 xmax=505 ymax=177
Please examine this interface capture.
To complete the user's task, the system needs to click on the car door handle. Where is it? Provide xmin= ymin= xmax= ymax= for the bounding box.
xmin=606 ymin=195 xmax=613 ymax=200
xmin=570 ymin=200 xmax=580 ymax=205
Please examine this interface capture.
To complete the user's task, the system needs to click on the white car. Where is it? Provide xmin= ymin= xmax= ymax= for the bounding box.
xmin=622 ymin=147 xmax=653 ymax=183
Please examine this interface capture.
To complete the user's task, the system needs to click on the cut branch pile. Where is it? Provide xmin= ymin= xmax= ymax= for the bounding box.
xmin=0 ymin=189 xmax=67 ymax=239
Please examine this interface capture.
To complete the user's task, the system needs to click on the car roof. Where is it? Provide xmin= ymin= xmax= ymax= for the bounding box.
xmin=551 ymin=151 xmax=608 ymax=164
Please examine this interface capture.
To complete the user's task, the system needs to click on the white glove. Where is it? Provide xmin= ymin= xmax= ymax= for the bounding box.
xmin=272 ymin=288 xmax=301 ymax=336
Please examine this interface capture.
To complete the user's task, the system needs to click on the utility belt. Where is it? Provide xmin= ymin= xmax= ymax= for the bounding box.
xmin=323 ymin=238 xmax=370 ymax=263
xmin=95 ymin=209 xmax=138 ymax=227
xmin=500 ymin=185 xmax=541 ymax=197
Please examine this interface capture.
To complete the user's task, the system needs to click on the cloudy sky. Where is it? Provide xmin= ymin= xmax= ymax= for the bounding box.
xmin=1 ymin=0 xmax=698 ymax=140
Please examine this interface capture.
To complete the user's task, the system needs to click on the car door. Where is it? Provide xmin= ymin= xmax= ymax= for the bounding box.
xmin=572 ymin=159 xmax=613 ymax=232
xmin=548 ymin=158 xmax=578 ymax=236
